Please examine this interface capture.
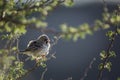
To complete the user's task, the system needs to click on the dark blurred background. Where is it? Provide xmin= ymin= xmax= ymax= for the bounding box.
xmin=19 ymin=1 xmax=120 ymax=80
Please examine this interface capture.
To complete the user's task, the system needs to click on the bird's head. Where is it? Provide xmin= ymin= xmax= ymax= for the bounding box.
xmin=37 ymin=34 xmax=50 ymax=44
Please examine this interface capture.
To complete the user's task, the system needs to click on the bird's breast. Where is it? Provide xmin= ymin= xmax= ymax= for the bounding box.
xmin=39 ymin=43 xmax=50 ymax=55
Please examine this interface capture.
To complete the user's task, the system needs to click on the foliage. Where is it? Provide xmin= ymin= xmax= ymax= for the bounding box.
xmin=0 ymin=0 xmax=73 ymax=80
xmin=60 ymin=23 xmax=93 ymax=41
xmin=60 ymin=5 xmax=120 ymax=41
xmin=0 ymin=0 xmax=119 ymax=80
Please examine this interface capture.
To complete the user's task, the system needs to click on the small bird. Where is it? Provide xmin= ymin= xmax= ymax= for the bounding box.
xmin=20 ymin=34 xmax=50 ymax=60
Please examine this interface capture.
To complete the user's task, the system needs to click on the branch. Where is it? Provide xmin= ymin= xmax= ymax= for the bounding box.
xmin=16 ymin=53 xmax=56 ymax=80
xmin=97 ymin=23 xmax=118 ymax=80
xmin=80 ymin=58 xmax=96 ymax=80
xmin=16 ymin=0 xmax=49 ymax=11
xmin=40 ymin=68 xmax=48 ymax=80
xmin=16 ymin=62 xmax=39 ymax=80
xmin=97 ymin=28 xmax=118 ymax=80
xmin=16 ymin=0 xmax=64 ymax=12
xmin=97 ymin=1 xmax=119 ymax=80
xmin=1 ymin=0 xmax=65 ymax=25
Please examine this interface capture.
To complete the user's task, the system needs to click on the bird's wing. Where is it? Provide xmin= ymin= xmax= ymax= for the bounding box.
xmin=25 ymin=40 xmax=43 ymax=51
xmin=27 ymin=40 xmax=34 ymax=47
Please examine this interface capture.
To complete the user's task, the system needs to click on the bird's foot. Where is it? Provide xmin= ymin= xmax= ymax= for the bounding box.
xmin=35 ymin=55 xmax=47 ymax=63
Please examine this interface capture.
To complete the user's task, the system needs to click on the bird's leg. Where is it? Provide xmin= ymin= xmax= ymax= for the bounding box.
xmin=41 ymin=55 xmax=47 ymax=61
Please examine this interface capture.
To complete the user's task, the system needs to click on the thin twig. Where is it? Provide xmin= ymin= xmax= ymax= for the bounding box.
xmin=102 ymin=0 xmax=108 ymax=12
xmin=16 ymin=52 xmax=56 ymax=80
xmin=40 ymin=68 xmax=48 ymax=80
xmin=16 ymin=63 xmax=39 ymax=80
xmin=16 ymin=37 xmax=20 ymax=61
xmin=80 ymin=58 xmax=96 ymax=80
xmin=64 ymin=77 xmax=72 ymax=80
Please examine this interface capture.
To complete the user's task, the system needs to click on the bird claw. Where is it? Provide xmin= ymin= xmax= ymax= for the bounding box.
xmin=35 ymin=55 xmax=47 ymax=63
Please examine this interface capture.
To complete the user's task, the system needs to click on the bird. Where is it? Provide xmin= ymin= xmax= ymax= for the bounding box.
xmin=20 ymin=34 xmax=50 ymax=61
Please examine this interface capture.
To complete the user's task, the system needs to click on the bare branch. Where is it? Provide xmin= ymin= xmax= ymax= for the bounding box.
xmin=80 ymin=58 xmax=96 ymax=80
xmin=40 ymin=68 xmax=48 ymax=80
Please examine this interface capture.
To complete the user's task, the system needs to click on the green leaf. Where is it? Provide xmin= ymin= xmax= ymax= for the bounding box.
xmin=0 ymin=73 xmax=4 ymax=80
xmin=19 ymin=25 xmax=26 ymax=34
xmin=14 ymin=25 xmax=26 ymax=34
xmin=12 ymin=46 xmax=17 ymax=51
xmin=69 ymin=27 xmax=77 ymax=33
xmin=5 ymin=23 xmax=11 ymax=32
xmin=103 ymin=12 xmax=110 ymax=21
xmin=100 ymin=50 xmax=107 ymax=60
xmin=109 ymin=51 xmax=116 ymax=58
xmin=36 ymin=21 xmax=47 ymax=28
xmin=102 ymin=24 xmax=110 ymax=29
xmin=40 ymin=62 xmax=47 ymax=68
xmin=73 ymin=33 xmax=79 ymax=41
xmin=117 ymin=28 xmax=120 ymax=34
xmin=65 ymin=34 xmax=72 ymax=40
xmin=106 ymin=31 xmax=115 ymax=40
xmin=79 ymin=32 xmax=86 ymax=39
xmin=98 ymin=63 xmax=104 ymax=70
xmin=60 ymin=24 xmax=68 ymax=32
xmin=116 ymin=15 xmax=120 ymax=22
xmin=104 ymin=62 xmax=112 ymax=72
xmin=117 ymin=77 xmax=120 ymax=80
xmin=64 ymin=0 xmax=74 ymax=7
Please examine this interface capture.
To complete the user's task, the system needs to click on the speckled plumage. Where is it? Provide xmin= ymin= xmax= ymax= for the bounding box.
xmin=20 ymin=34 xmax=50 ymax=58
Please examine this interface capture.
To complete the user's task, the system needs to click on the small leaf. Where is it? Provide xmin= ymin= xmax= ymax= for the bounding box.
xmin=100 ymin=50 xmax=107 ymax=60
xmin=36 ymin=21 xmax=47 ymax=28
xmin=98 ymin=63 xmax=104 ymax=70
xmin=65 ymin=34 xmax=72 ymax=40
xmin=64 ymin=0 xmax=74 ymax=7
xmin=117 ymin=28 xmax=120 ymax=34
xmin=104 ymin=62 xmax=112 ymax=72
xmin=79 ymin=32 xmax=86 ymax=39
xmin=106 ymin=31 xmax=115 ymax=40
xmin=12 ymin=47 xmax=17 ymax=51
xmin=5 ymin=23 xmax=11 ymax=32
xmin=40 ymin=62 xmax=47 ymax=68
xmin=60 ymin=24 xmax=68 ymax=32
xmin=69 ymin=27 xmax=77 ymax=33
xmin=117 ymin=77 xmax=120 ymax=80
xmin=102 ymin=24 xmax=110 ymax=29
xmin=109 ymin=51 xmax=116 ymax=58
